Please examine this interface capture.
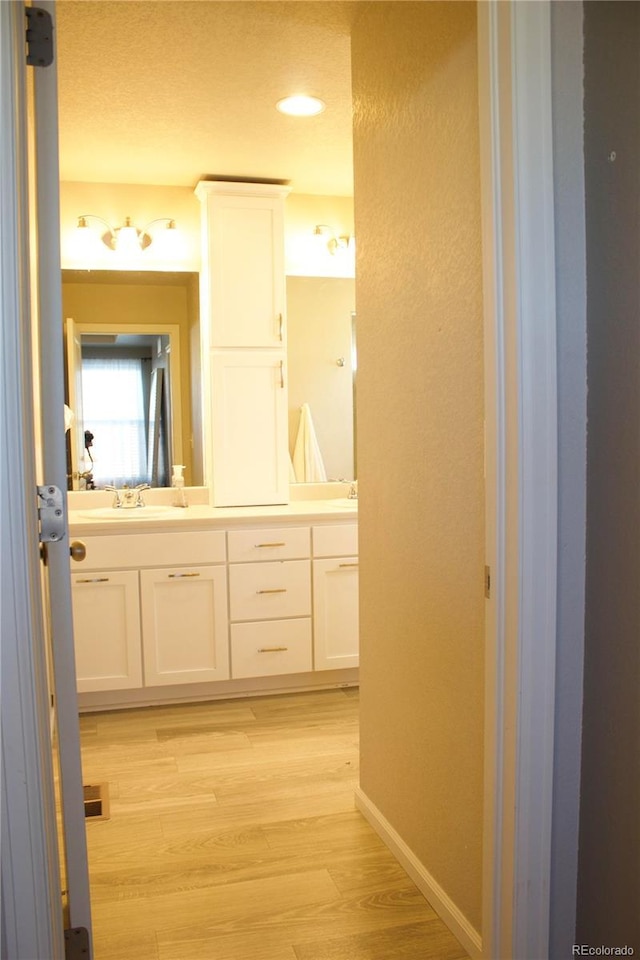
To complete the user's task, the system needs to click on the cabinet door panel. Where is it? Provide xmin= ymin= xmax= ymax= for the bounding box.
xmin=71 ymin=570 xmax=142 ymax=692
xmin=211 ymin=199 xmax=286 ymax=348
xmin=140 ymin=565 xmax=229 ymax=686
xmin=211 ymin=351 xmax=288 ymax=506
xmin=313 ymin=558 xmax=359 ymax=670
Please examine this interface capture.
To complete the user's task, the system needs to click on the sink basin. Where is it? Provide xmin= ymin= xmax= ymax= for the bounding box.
xmin=327 ymin=498 xmax=358 ymax=509
xmin=77 ymin=506 xmax=182 ymax=520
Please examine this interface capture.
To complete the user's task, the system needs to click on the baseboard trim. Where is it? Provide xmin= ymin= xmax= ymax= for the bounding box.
xmin=354 ymin=786 xmax=483 ymax=959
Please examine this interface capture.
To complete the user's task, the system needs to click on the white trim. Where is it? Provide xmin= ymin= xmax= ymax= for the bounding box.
xmin=33 ymin=0 xmax=94 ymax=939
xmin=478 ymin=3 xmax=559 ymax=957
xmin=511 ymin=5 xmax=558 ymax=955
xmin=477 ymin=4 xmax=508 ymax=956
xmin=355 ymin=788 xmax=482 ymax=959
xmin=0 ymin=3 xmax=64 ymax=956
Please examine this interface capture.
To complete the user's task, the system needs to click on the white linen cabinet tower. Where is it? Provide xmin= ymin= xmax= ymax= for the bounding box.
xmin=195 ymin=180 xmax=291 ymax=506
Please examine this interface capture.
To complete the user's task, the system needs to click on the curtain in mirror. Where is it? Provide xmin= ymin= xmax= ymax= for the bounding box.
xmin=81 ymin=356 xmax=148 ymax=486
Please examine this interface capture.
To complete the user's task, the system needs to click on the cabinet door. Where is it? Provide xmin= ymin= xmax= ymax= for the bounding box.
xmin=71 ymin=570 xmax=142 ymax=692
xmin=211 ymin=351 xmax=288 ymax=506
xmin=208 ymin=195 xmax=286 ymax=348
xmin=312 ymin=557 xmax=359 ymax=670
xmin=140 ymin=565 xmax=229 ymax=686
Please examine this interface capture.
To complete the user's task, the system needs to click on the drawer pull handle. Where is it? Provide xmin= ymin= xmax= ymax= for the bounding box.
xmin=168 ymin=572 xmax=201 ymax=578
xmin=339 ymin=562 xmax=359 ymax=568
xmin=76 ymin=577 xmax=109 ymax=584
xmin=277 ymin=312 xmax=283 ymax=341
xmin=256 ymin=588 xmax=287 ymax=594
xmin=255 ymin=542 xmax=286 ymax=548
xmin=258 ymin=646 xmax=288 ymax=653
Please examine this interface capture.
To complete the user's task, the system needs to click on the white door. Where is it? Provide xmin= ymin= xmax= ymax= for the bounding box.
xmin=1 ymin=1 xmax=92 ymax=955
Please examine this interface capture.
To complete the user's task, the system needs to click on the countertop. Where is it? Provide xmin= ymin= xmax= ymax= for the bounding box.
xmin=68 ymin=499 xmax=357 ymax=535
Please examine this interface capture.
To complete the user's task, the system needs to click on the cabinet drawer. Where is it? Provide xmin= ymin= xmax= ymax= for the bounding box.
xmin=227 ymin=526 xmax=310 ymax=562
xmin=231 ymin=619 xmax=312 ymax=678
xmin=312 ymin=524 xmax=358 ymax=558
xmin=229 ymin=560 xmax=311 ymax=621
xmin=76 ymin=531 xmax=227 ymax=570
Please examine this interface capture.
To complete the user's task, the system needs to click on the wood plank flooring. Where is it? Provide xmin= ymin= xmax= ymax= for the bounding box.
xmin=79 ymin=688 xmax=469 ymax=960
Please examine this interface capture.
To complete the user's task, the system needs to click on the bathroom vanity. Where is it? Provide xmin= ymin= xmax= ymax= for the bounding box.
xmin=66 ymin=181 xmax=359 ymax=711
xmin=68 ymin=496 xmax=358 ymax=711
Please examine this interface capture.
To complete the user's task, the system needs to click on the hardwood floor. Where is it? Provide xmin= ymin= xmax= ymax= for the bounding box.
xmin=79 ymin=688 xmax=469 ymax=960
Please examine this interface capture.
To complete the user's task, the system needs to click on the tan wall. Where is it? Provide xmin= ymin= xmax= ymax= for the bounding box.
xmin=61 ymin=273 xmax=198 ymax=485
xmin=287 ymin=277 xmax=355 ymax=480
xmin=352 ymin=1 xmax=485 ymax=932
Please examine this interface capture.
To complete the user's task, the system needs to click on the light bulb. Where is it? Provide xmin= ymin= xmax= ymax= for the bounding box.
xmin=115 ymin=218 xmax=141 ymax=256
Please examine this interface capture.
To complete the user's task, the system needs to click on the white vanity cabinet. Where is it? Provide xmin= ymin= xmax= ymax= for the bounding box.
xmin=70 ymin=531 xmax=229 ymax=692
xmin=195 ymin=180 xmax=291 ymax=507
xmin=312 ymin=524 xmax=359 ymax=671
xmin=71 ymin=569 xmax=142 ymax=693
xmin=69 ymin=512 xmax=359 ymax=707
xmin=228 ymin=526 xmax=312 ymax=679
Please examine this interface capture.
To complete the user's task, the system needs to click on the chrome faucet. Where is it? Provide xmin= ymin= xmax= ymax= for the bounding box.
xmin=332 ymin=478 xmax=358 ymax=500
xmin=104 ymin=483 xmax=150 ymax=509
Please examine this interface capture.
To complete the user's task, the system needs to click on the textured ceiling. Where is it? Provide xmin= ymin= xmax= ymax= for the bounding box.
xmin=56 ymin=1 xmax=356 ymax=196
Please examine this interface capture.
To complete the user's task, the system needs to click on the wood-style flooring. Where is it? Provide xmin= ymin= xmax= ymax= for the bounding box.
xmin=79 ymin=688 xmax=469 ymax=960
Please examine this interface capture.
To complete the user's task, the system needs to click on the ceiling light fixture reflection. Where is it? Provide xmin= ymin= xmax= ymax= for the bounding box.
xmin=76 ymin=215 xmax=178 ymax=253
xmin=276 ymin=95 xmax=326 ymax=117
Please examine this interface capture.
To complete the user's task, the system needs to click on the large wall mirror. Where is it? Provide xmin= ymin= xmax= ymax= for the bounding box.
xmin=62 ymin=270 xmax=201 ymax=489
xmin=62 ymin=270 xmax=356 ymax=492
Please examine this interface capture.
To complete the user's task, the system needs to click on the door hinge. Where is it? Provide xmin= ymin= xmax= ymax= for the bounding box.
xmin=484 ymin=564 xmax=491 ymax=600
xmin=64 ymin=926 xmax=90 ymax=959
xmin=25 ymin=7 xmax=54 ymax=67
xmin=37 ymin=484 xmax=65 ymax=542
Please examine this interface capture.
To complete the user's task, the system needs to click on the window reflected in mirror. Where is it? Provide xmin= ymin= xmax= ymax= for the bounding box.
xmin=80 ymin=334 xmax=171 ymax=487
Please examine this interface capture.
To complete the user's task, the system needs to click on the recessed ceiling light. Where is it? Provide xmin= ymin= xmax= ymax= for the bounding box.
xmin=276 ymin=95 xmax=326 ymax=117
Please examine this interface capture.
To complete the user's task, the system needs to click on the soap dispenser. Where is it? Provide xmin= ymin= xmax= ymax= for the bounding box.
xmin=171 ymin=464 xmax=188 ymax=507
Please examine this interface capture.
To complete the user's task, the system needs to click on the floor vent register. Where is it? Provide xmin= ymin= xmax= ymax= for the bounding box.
xmin=83 ymin=783 xmax=110 ymax=820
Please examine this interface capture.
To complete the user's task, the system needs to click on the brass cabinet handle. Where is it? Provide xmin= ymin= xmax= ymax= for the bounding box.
xmin=256 ymin=588 xmax=287 ymax=594
xmin=69 ymin=540 xmax=86 ymax=562
xmin=168 ymin=572 xmax=201 ymax=578
xmin=76 ymin=577 xmax=109 ymax=584
xmin=339 ymin=562 xmax=359 ymax=568
xmin=277 ymin=312 xmax=283 ymax=341
xmin=255 ymin=542 xmax=286 ymax=548
xmin=258 ymin=646 xmax=288 ymax=653
xmin=279 ymin=360 xmax=285 ymax=389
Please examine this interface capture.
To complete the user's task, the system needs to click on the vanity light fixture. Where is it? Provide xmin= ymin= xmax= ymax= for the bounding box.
xmin=276 ymin=95 xmax=326 ymax=117
xmin=313 ymin=224 xmax=352 ymax=255
xmin=76 ymin=215 xmax=178 ymax=254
